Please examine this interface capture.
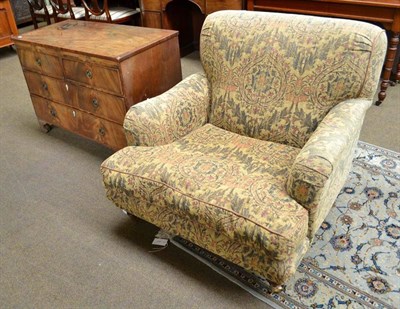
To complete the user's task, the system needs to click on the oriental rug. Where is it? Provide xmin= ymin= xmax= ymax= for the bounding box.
xmin=171 ymin=141 xmax=400 ymax=309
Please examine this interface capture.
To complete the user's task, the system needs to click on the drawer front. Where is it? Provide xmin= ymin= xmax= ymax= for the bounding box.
xmin=31 ymin=95 xmax=127 ymax=150
xmin=63 ymin=59 xmax=123 ymax=95
xmin=31 ymin=95 xmax=77 ymax=132
xmin=68 ymin=84 xmax=126 ymax=124
xmin=78 ymin=109 xmax=127 ymax=150
xmin=24 ymin=71 xmax=69 ymax=104
xmin=16 ymin=44 xmax=63 ymax=78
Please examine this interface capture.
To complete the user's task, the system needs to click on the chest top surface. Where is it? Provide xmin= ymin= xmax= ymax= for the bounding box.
xmin=12 ymin=20 xmax=179 ymax=61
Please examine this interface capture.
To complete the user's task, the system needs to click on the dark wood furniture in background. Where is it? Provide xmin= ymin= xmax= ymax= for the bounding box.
xmin=50 ymin=0 xmax=86 ymax=22
xmin=12 ymin=20 xmax=182 ymax=150
xmin=0 ymin=0 xmax=18 ymax=48
xmin=81 ymin=0 xmax=140 ymax=24
xmin=247 ymin=0 xmax=400 ymax=106
xmin=140 ymin=0 xmax=245 ymax=55
xmin=27 ymin=0 xmax=53 ymax=29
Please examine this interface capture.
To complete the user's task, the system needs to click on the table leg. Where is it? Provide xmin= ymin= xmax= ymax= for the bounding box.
xmin=376 ymin=32 xmax=399 ymax=106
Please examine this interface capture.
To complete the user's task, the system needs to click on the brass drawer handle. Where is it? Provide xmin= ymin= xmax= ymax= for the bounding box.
xmin=35 ymin=58 xmax=41 ymax=66
xmin=42 ymin=82 xmax=48 ymax=91
xmin=92 ymin=98 xmax=99 ymax=108
xmin=86 ymin=69 xmax=93 ymax=79
xmin=99 ymin=127 xmax=105 ymax=136
xmin=50 ymin=108 xmax=57 ymax=117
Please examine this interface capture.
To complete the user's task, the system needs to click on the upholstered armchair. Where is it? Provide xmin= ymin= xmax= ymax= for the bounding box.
xmin=101 ymin=11 xmax=386 ymax=292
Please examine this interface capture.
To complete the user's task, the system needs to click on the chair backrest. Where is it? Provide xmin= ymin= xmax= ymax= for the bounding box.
xmin=81 ymin=0 xmax=111 ymax=22
xmin=49 ymin=0 xmax=76 ymax=19
xmin=26 ymin=0 xmax=53 ymax=28
xmin=200 ymin=11 xmax=387 ymax=148
xmin=81 ymin=0 xmax=139 ymax=23
xmin=27 ymin=0 xmax=46 ymax=11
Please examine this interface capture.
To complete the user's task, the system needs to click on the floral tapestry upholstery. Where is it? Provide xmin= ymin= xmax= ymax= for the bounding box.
xmin=124 ymin=73 xmax=210 ymax=146
xmin=287 ymin=99 xmax=372 ymax=239
xmin=201 ymin=11 xmax=387 ymax=148
xmin=102 ymin=124 xmax=309 ymax=284
xmin=101 ymin=11 xmax=387 ymax=287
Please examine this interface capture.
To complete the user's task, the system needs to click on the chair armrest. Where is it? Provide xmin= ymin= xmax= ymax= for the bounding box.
xmin=286 ymin=98 xmax=372 ymax=238
xmin=123 ymin=73 xmax=211 ymax=146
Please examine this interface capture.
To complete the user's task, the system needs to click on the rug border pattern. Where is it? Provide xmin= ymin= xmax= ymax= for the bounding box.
xmin=170 ymin=142 xmax=399 ymax=308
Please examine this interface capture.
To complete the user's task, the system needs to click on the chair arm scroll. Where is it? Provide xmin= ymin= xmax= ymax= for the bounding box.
xmin=123 ymin=73 xmax=211 ymax=146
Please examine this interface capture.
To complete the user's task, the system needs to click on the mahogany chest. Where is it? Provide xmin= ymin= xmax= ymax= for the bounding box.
xmin=12 ymin=20 xmax=182 ymax=150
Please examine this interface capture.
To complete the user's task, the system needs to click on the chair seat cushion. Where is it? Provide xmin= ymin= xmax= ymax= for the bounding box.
xmin=101 ymin=124 xmax=309 ymax=278
xmin=34 ymin=5 xmax=53 ymax=15
xmin=56 ymin=7 xmax=85 ymax=19
xmin=89 ymin=7 xmax=139 ymax=21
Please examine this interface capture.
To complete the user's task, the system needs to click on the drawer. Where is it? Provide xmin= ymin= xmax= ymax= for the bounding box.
xmin=78 ymin=108 xmax=127 ymax=150
xmin=31 ymin=95 xmax=77 ymax=132
xmin=16 ymin=44 xmax=63 ymax=78
xmin=31 ymin=95 xmax=127 ymax=150
xmin=68 ymin=83 xmax=126 ymax=124
xmin=63 ymin=58 xmax=123 ymax=95
xmin=24 ymin=71 xmax=69 ymax=104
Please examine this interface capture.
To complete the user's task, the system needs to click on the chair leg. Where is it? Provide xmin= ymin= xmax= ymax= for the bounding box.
xmin=32 ymin=15 xmax=39 ymax=29
xmin=133 ymin=12 xmax=142 ymax=26
xmin=45 ymin=14 xmax=51 ymax=25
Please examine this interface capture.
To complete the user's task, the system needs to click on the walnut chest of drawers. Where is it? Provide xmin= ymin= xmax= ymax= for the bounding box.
xmin=12 ymin=20 xmax=182 ymax=150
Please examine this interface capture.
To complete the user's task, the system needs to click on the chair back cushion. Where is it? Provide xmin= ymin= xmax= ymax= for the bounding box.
xmin=200 ymin=11 xmax=386 ymax=147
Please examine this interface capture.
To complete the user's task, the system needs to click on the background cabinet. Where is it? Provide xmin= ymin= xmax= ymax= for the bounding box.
xmin=140 ymin=0 xmax=245 ymax=55
xmin=0 ymin=0 xmax=18 ymax=48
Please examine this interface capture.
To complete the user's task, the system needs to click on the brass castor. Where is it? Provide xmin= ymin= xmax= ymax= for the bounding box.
xmin=42 ymin=124 xmax=53 ymax=133
xmin=269 ymin=284 xmax=283 ymax=294
xmin=38 ymin=120 xmax=53 ymax=133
